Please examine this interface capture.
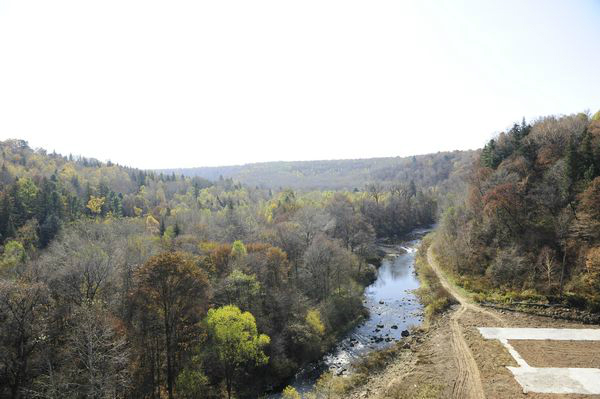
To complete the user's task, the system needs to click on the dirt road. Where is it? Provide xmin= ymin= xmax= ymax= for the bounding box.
xmin=426 ymin=246 xmax=504 ymax=326
xmin=347 ymin=247 xmax=600 ymax=399
xmin=427 ymin=247 xmax=503 ymax=399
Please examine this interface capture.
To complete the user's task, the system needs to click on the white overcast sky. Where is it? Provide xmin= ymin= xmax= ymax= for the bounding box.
xmin=1 ymin=0 xmax=599 ymax=169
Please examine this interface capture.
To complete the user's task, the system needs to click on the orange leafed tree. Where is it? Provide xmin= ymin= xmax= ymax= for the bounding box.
xmin=482 ymin=183 xmax=524 ymax=235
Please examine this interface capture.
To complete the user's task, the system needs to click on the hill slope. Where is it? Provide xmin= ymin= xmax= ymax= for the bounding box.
xmin=435 ymin=112 xmax=600 ymax=311
xmin=159 ymin=150 xmax=476 ymax=190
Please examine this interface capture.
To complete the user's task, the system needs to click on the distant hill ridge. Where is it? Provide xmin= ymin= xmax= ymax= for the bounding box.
xmin=158 ymin=150 xmax=476 ymax=190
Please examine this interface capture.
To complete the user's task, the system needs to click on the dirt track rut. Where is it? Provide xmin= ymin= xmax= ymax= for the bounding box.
xmin=427 ymin=247 xmax=505 ymax=399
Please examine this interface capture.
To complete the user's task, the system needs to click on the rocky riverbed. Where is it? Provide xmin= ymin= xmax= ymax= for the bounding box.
xmin=277 ymin=230 xmax=428 ymax=396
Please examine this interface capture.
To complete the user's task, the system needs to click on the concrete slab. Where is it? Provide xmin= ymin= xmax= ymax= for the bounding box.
xmin=508 ymin=367 xmax=600 ymax=395
xmin=478 ymin=327 xmax=600 ymax=341
xmin=478 ymin=327 xmax=600 ymax=395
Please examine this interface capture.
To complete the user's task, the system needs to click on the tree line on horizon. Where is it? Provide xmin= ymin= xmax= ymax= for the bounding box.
xmin=158 ymin=150 xmax=476 ymax=191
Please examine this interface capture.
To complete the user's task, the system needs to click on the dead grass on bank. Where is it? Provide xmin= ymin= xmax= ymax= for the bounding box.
xmin=414 ymin=234 xmax=457 ymax=323
xmin=307 ymin=234 xmax=457 ymax=399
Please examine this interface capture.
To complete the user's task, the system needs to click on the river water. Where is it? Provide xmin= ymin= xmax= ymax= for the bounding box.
xmin=274 ymin=229 xmax=427 ymax=396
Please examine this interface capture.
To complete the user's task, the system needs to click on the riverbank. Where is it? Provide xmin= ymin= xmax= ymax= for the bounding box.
xmin=336 ymin=234 xmax=459 ymax=398
xmin=274 ymin=232 xmax=428 ymax=397
xmin=340 ymin=236 xmax=600 ymax=399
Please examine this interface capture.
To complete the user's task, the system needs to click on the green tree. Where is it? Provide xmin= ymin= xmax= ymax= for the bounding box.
xmin=205 ymin=305 xmax=270 ymax=399
xmin=230 ymin=240 xmax=247 ymax=259
xmin=0 ymin=240 xmax=25 ymax=274
xmin=36 ymin=176 xmax=63 ymax=224
xmin=0 ymin=193 xmax=14 ymax=241
xmin=163 ymin=225 xmax=176 ymax=240
xmin=175 ymin=366 xmax=210 ymax=399
xmin=481 ymin=139 xmax=500 ymax=169
xmin=15 ymin=178 xmax=39 ymax=222
xmin=220 ymin=270 xmax=260 ymax=308
xmin=159 ymin=218 xmax=166 ymax=236
xmin=39 ymin=214 xmax=60 ymax=248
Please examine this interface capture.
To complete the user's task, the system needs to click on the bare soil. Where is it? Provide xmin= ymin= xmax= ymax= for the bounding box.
xmin=460 ymin=306 xmax=600 ymax=399
xmin=346 ymin=313 xmax=458 ymax=399
xmin=346 ymin=249 xmax=600 ymax=399
xmin=509 ymin=340 xmax=600 ymax=368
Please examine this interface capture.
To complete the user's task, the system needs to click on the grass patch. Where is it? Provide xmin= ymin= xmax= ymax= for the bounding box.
xmin=414 ymin=235 xmax=457 ymax=322
xmin=352 ymin=342 xmax=405 ymax=376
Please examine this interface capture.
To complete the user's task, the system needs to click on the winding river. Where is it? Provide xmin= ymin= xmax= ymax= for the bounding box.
xmin=274 ymin=228 xmax=428 ymax=396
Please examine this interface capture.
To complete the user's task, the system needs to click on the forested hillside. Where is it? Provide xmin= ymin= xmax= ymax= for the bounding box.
xmin=0 ymin=139 xmax=443 ymax=398
xmin=160 ymin=151 xmax=475 ymax=191
xmin=0 ymin=139 xmax=212 ymax=249
xmin=435 ymin=111 xmax=600 ymax=311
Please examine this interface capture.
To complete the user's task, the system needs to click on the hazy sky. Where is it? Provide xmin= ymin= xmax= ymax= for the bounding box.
xmin=1 ymin=1 xmax=599 ymax=169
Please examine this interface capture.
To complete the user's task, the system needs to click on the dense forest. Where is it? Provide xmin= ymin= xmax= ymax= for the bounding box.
xmin=435 ymin=111 xmax=600 ymax=311
xmin=8 ymin=108 xmax=597 ymax=398
xmin=0 ymin=139 xmax=451 ymax=398
xmin=159 ymin=151 xmax=475 ymax=191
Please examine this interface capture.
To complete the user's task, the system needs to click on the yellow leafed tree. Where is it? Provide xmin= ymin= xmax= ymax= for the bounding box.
xmin=306 ymin=309 xmax=325 ymax=335
xmin=86 ymin=196 xmax=105 ymax=215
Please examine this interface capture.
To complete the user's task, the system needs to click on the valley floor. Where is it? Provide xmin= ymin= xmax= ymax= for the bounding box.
xmin=346 ymin=249 xmax=600 ymax=399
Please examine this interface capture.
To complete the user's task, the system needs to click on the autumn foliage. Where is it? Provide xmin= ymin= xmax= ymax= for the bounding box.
xmin=436 ymin=113 xmax=600 ymax=310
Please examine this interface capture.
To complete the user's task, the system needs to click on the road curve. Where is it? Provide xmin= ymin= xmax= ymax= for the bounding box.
xmin=427 ymin=246 xmax=504 ymax=399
